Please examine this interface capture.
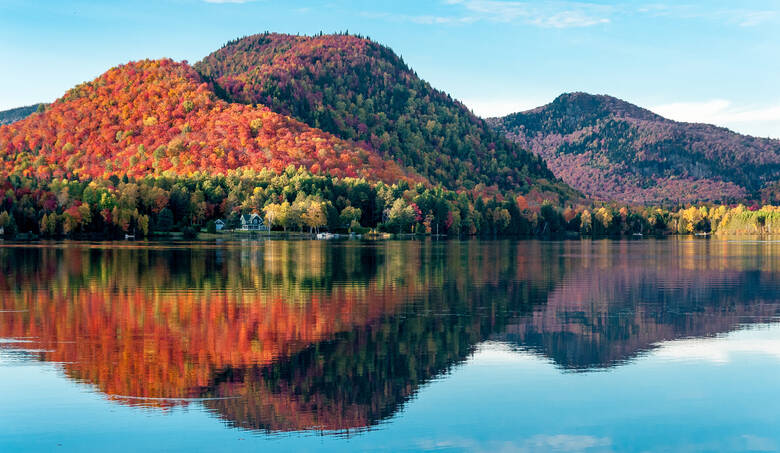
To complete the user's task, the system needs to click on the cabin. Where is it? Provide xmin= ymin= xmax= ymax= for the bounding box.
xmin=240 ymin=213 xmax=267 ymax=231
xmin=0 ymin=227 xmax=4 ymax=236
xmin=214 ymin=219 xmax=225 ymax=232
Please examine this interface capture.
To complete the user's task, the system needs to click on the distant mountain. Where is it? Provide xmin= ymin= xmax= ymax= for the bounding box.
xmin=0 ymin=104 xmax=45 ymax=125
xmin=0 ymin=59 xmax=409 ymax=182
xmin=488 ymin=92 xmax=780 ymax=204
xmin=195 ymin=33 xmax=572 ymax=198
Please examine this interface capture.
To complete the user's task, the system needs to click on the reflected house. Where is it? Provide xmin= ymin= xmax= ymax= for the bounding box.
xmin=241 ymin=213 xmax=267 ymax=231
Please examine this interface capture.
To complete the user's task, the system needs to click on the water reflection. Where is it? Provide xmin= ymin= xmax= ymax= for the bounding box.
xmin=1 ymin=239 xmax=779 ymax=434
xmin=502 ymin=240 xmax=780 ymax=370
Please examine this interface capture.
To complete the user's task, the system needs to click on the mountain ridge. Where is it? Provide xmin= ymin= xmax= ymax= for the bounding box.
xmin=0 ymin=103 xmax=46 ymax=125
xmin=194 ymin=32 xmax=571 ymax=199
xmin=488 ymin=92 xmax=780 ymax=204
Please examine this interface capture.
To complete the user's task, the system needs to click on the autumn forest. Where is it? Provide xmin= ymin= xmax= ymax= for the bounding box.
xmin=0 ymin=32 xmax=778 ymax=240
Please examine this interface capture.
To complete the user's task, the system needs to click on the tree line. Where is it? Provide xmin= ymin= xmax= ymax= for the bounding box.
xmin=1 ymin=166 xmax=777 ymax=239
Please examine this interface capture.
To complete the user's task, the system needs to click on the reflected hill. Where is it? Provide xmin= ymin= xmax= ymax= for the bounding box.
xmin=499 ymin=240 xmax=780 ymax=370
xmin=0 ymin=242 xmax=423 ymax=403
xmin=201 ymin=268 xmax=554 ymax=433
xmin=1 ymin=240 xmax=779 ymax=433
xmin=0 ymin=241 xmax=558 ymax=432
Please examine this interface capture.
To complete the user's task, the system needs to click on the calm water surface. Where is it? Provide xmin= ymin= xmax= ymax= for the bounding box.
xmin=1 ymin=239 xmax=780 ymax=452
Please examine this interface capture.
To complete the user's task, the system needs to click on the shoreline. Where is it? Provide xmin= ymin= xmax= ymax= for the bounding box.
xmin=2 ymin=233 xmax=780 ymax=245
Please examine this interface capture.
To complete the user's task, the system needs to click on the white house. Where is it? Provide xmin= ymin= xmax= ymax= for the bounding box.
xmin=214 ymin=219 xmax=225 ymax=232
xmin=240 ymin=213 xmax=267 ymax=231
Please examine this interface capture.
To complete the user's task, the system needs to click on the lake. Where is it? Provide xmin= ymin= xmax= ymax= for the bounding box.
xmin=1 ymin=239 xmax=780 ymax=452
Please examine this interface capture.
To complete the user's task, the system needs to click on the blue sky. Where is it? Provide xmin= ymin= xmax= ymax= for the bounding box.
xmin=1 ymin=0 xmax=778 ymax=137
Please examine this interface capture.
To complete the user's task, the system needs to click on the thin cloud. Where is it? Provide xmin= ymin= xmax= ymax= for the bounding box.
xmin=409 ymin=15 xmax=475 ymax=25
xmin=360 ymin=11 xmax=475 ymax=25
xmin=637 ymin=3 xmax=780 ymax=27
xmin=444 ymin=0 xmax=613 ymax=28
xmin=651 ymin=99 xmax=780 ymax=138
xmin=364 ymin=0 xmax=612 ymax=29
xmin=363 ymin=1 xmax=777 ymax=29
xmin=531 ymin=10 xmax=610 ymax=28
xmin=203 ymin=0 xmax=254 ymax=3
xmin=736 ymin=10 xmax=778 ymax=27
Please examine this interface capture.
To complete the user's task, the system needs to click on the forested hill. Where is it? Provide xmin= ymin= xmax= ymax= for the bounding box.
xmin=488 ymin=92 xmax=780 ymax=204
xmin=0 ymin=59 xmax=410 ymax=182
xmin=0 ymin=104 xmax=45 ymax=125
xmin=195 ymin=33 xmax=571 ymax=199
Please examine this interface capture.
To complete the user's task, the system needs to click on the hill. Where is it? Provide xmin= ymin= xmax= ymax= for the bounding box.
xmin=0 ymin=59 xmax=410 ymax=182
xmin=194 ymin=33 xmax=569 ymax=198
xmin=0 ymin=104 xmax=45 ymax=125
xmin=488 ymin=92 xmax=780 ymax=204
